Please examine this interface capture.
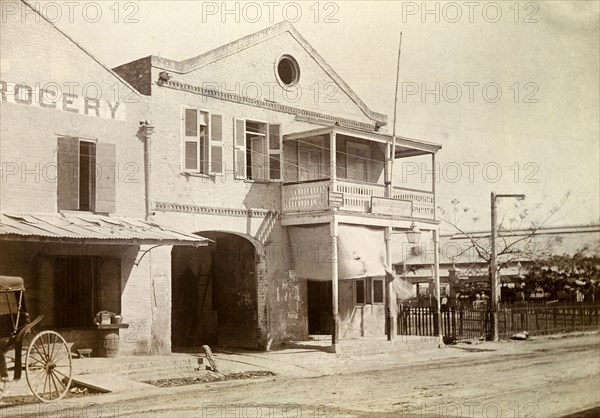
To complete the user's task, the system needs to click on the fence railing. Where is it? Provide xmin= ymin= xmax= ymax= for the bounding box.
xmin=397 ymin=302 xmax=600 ymax=340
xmin=498 ymin=304 xmax=600 ymax=338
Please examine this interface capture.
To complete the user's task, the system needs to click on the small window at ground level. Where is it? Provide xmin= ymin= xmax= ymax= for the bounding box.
xmin=355 ymin=278 xmax=384 ymax=305
xmin=355 ymin=279 xmax=365 ymax=305
xmin=373 ymin=279 xmax=384 ymax=304
xmin=276 ymin=55 xmax=300 ymax=87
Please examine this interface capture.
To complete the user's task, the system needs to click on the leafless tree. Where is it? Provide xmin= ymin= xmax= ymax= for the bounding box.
xmin=437 ymin=193 xmax=571 ymax=276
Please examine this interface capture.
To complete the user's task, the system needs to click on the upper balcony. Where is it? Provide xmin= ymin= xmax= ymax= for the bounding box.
xmin=281 ymin=125 xmax=441 ymax=225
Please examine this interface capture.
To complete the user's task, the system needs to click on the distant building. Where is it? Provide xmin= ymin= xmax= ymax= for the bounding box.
xmin=398 ymin=223 xmax=600 ymax=301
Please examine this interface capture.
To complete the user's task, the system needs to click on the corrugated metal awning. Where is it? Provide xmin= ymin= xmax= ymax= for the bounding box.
xmin=0 ymin=212 xmax=210 ymax=246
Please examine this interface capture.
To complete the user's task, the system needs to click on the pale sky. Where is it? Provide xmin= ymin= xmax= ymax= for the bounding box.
xmin=43 ymin=0 xmax=599 ymax=231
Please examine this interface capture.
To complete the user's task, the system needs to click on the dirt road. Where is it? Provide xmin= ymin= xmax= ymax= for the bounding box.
xmin=2 ymin=334 xmax=599 ymax=417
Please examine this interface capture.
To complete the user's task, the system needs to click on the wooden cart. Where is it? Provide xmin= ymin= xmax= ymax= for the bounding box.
xmin=0 ymin=275 xmax=72 ymax=402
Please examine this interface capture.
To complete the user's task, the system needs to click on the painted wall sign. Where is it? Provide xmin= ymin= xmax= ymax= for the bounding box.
xmin=371 ymin=196 xmax=412 ymax=217
xmin=328 ymin=191 xmax=344 ymax=207
xmin=0 ymin=81 xmax=126 ymax=120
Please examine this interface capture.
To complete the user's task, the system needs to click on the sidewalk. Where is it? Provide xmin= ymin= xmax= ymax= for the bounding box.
xmin=2 ymin=331 xmax=597 ymax=404
xmin=0 ymin=335 xmax=443 ymax=401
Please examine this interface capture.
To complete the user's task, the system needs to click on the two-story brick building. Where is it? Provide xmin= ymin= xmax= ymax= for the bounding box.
xmin=0 ymin=0 xmax=208 ymax=355
xmin=114 ymin=21 xmax=443 ymax=351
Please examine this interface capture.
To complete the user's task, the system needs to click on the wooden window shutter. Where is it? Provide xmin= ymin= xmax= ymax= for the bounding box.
xmin=268 ymin=124 xmax=282 ymax=181
xmin=209 ymin=114 xmax=223 ymax=175
xmin=234 ymin=118 xmax=246 ymax=179
xmin=94 ymin=143 xmax=116 ymax=213
xmin=183 ymin=108 xmax=199 ymax=172
xmin=57 ymin=136 xmax=79 ymax=211
xmin=250 ymin=124 xmax=267 ymax=182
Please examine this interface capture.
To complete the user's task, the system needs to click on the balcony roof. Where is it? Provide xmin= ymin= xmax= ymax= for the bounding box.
xmin=283 ymin=125 xmax=442 ymax=157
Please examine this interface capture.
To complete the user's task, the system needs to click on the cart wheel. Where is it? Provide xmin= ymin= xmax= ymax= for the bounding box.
xmin=25 ymin=331 xmax=72 ymax=402
xmin=0 ymin=378 xmax=6 ymax=402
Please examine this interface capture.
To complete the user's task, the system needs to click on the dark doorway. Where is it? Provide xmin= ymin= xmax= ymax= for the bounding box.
xmin=172 ymin=233 xmax=262 ymax=350
xmin=171 ymin=246 xmax=215 ymax=350
xmin=307 ymin=280 xmax=332 ymax=334
xmin=212 ymin=235 xmax=259 ymax=348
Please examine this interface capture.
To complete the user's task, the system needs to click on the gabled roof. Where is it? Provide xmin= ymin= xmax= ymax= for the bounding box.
xmin=148 ymin=21 xmax=387 ymax=125
xmin=18 ymin=0 xmax=140 ymax=98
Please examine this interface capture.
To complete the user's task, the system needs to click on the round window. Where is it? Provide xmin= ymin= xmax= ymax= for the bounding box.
xmin=276 ymin=55 xmax=300 ymax=87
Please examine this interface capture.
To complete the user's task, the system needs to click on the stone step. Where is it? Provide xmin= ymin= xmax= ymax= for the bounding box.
xmin=338 ymin=337 xmax=441 ymax=357
xmin=73 ymin=354 xmax=199 ymax=376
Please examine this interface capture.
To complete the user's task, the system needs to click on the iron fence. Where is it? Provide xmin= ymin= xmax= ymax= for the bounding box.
xmin=397 ymin=302 xmax=600 ymax=340
xmin=497 ymin=303 xmax=600 ymax=338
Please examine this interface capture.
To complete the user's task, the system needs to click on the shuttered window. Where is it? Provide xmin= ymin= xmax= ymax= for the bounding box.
xmin=182 ymin=108 xmax=222 ymax=175
xmin=233 ymin=119 xmax=282 ymax=182
xmin=57 ymin=137 xmax=115 ymax=213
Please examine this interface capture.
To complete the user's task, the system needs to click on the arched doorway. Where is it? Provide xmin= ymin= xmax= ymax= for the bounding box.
xmin=171 ymin=232 xmax=266 ymax=350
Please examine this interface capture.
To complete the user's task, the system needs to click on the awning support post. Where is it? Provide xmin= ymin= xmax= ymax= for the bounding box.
xmin=331 ymin=213 xmax=340 ymax=351
xmin=433 ymin=229 xmax=443 ymax=347
xmin=385 ymin=227 xmax=395 ymax=341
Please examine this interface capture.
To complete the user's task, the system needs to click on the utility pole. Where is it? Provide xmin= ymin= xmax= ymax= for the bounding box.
xmin=490 ymin=192 xmax=525 ymax=341
xmin=490 ymin=192 xmax=498 ymax=341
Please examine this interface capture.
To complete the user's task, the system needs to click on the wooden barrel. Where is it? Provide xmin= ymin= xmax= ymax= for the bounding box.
xmin=98 ymin=330 xmax=119 ymax=357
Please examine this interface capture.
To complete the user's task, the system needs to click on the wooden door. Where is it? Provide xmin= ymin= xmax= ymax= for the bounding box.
xmin=298 ymin=147 xmax=322 ymax=181
xmin=346 ymin=142 xmax=369 ymax=182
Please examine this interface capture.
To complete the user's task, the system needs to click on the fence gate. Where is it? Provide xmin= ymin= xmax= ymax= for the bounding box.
xmin=397 ymin=305 xmax=489 ymax=340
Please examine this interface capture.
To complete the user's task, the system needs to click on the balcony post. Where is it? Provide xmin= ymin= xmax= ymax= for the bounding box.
xmin=432 ymin=153 xmax=436 ymax=209
xmin=330 ymin=213 xmax=340 ymax=351
xmin=385 ymin=142 xmax=392 ymax=198
xmin=330 ymin=132 xmax=337 ymax=183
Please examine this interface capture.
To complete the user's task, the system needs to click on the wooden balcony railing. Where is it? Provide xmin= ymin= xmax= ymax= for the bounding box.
xmin=282 ymin=179 xmax=435 ymax=220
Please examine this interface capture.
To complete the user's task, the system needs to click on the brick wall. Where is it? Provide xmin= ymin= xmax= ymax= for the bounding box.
xmin=0 ymin=4 xmax=148 ymax=218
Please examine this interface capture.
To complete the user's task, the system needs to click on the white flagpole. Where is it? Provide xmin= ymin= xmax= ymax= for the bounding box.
xmin=387 ymin=31 xmax=403 ymax=197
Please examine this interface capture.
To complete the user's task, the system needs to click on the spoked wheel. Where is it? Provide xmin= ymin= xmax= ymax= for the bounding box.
xmin=0 ymin=378 xmax=6 ymax=403
xmin=25 ymin=331 xmax=72 ymax=402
